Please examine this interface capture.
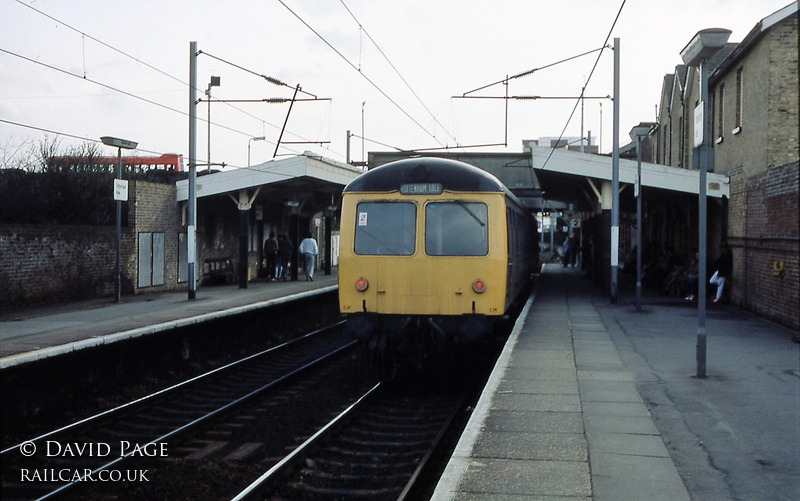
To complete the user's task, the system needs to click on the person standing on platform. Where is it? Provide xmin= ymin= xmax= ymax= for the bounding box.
xmin=568 ymin=232 xmax=578 ymax=268
xmin=709 ymin=242 xmax=733 ymax=303
xmin=264 ymin=231 xmax=278 ymax=281
xmin=299 ymin=233 xmax=318 ymax=281
xmin=280 ymin=233 xmax=294 ymax=281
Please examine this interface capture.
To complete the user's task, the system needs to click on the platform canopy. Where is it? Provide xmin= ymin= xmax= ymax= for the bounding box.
xmin=528 ymin=143 xmax=730 ymax=199
xmin=176 ymin=152 xmax=363 ymax=204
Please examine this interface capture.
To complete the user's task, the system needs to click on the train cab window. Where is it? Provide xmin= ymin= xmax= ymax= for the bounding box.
xmin=354 ymin=202 xmax=416 ymax=255
xmin=425 ymin=202 xmax=488 ymax=256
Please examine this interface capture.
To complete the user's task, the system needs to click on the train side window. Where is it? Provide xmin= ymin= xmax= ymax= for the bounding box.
xmin=354 ymin=202 xmax=416 ymax=255
xmin=425 ymin=202 xmax=488 ymax=256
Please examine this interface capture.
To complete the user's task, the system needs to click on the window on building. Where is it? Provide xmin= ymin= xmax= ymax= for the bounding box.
xmin=717 ymin=83 xmax=725 ymax=140
xmin=666 ymin=122 xmax=672 ymax=165
xmin=734 ymin=67 xmax=743 ymax=132
xmin=678 ymin=115 xmax=685 ymax=167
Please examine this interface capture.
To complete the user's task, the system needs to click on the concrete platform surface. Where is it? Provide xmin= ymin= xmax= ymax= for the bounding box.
xmin=0 ymin=273 xmax=337 ymax=368
xmin=433 ymin=264 xmax=799 ymax=501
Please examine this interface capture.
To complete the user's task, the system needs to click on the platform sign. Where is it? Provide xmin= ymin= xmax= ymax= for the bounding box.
xmin=113 ymin=179 xmax=129 ymax=201
xmin=187 ymin=226 xmax=196 ymax=264
xmin=611 ymin=226 xmax=619 ymax=266
xmin=694 ymin=103 xmax=703 ymax=148
xmin=571 ymin=219 xmax=581 ymax=228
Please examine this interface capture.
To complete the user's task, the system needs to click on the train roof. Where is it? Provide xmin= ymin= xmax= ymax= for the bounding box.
xmin=343 ymin=157 xmax=507 ymax=193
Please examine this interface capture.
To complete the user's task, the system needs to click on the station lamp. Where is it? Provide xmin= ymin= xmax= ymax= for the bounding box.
xmin=101 ymin=135 xmax=138 ymax=303
xmin=629 ymin=123 xmax=654 ymax=312
xmin=680 ymin=28 xmax=731 ymax=378
xmin=248 ymin=136 xmax=265 ymax=166
xmin=207 ymin=76 xmax=221 ymax=172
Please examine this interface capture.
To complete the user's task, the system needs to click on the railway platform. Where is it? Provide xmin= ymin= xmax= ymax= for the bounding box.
xmin=0 ymin=273 xmax=337 ymax=369
xmin=433 ymin=264 xmax=799 ymax=500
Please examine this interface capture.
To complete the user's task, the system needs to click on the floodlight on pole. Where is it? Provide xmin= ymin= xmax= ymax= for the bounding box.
xmin=610 ymin=37 xmax=620 ymax=304
xmin=101 ymin=135 xmax=138 ymax=304
xmin=248 ymin=136 xmax=266 ymax=166
xmin=630 ymin=123 xmax=654 ymax=312
xmin=681 ymin=28 xmax=731 ymax=378
xmin=189 ymin=42 xmax=198 ymax=300
xmin=207 ymin=76 xmax=221 ymax=173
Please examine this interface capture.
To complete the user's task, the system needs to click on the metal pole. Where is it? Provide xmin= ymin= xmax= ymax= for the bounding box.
xmin=361 ymin=102 xmax=366 ymax=163
xmin=207 ymin=84 xmax=211 ymax=173
xmin=274 ymin=84 xmax=300 ymax=158
xmin=188 ymin=42 xmax=198 ymax=301
xmin=697 ymin=60 xmax=709 ymax=377
xmin=636 ymin=135 xmax=643 ymax=311
xmin=541 ymin=199 xmax=546 ymax=247
xmin=115 ymin=146 xmax=121 ymax=303
xmin=346 ymin=130 xmax=351 ymax=164
xmin=580 ymin=86 xmax=585 ymax=153
xmin=610 ymin=37 xmax=620 ymax=304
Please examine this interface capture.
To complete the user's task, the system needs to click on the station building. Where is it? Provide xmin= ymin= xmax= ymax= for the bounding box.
xmin=368 ymin=3 xmax=798 ymax=331
xmin=0 ymin=153 xmax=362 ymax=307
xmin=1 ymin=3 xmax=795 ymax=333
xmin=651 ymin=2 xmax=798 ymax=329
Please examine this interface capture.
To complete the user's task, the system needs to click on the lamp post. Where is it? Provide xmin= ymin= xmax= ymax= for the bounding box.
xmin=681 ymin=28 xmax=731 ymax=378
xmin=248 ymin=136 xmax=265 ymax=166
xmin=361 ymin=101 xmax=366 ymax=163
xmin=101 ymin=135 xmax=138 ymax=303
xmin=610 ymin=37 xmax=620 ymax=304
xmin=206 ymin=76 xmax=220 ymax=173
xmin=630 ymin=123 xmax=654 ymax=312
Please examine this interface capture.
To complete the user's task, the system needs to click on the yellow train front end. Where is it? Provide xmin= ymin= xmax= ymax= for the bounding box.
xmin=339 ymin=188 xmax=510 ymax=344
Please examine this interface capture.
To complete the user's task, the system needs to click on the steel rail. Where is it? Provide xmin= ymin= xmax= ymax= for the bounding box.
xmin=396 ymin=390 xmax=469 ymax=501
xmin=34 ymin=334 xmax=355 ymax=500
xmin=231 ymin=382 xmax=382 ymax=501
xmin=2 ymin=320 xmax=344 ymax=457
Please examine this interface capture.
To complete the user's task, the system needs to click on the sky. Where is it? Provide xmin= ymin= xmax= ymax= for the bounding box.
xmin=0 ymin=0 xmax=793 ymax=170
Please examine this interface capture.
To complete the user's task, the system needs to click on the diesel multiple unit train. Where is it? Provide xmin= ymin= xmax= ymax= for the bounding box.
xmin=338 ymin=157 xmax=539 ymax=367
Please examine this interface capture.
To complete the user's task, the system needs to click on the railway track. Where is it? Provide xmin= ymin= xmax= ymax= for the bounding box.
xmin=0 ymin=321 xmax=356 ymax=500
xmin=234 ymin=377 xmax=469 ymax=501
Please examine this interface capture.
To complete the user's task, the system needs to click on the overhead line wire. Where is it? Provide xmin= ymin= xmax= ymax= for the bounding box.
xmin=1 ymin=118 xmax=171 ymax=156
xmin=276 ymin=0 xmax=445 ymax=148
xmin=197 ymin=50 xmax=318 ymax=99
xmin=13 ymin=0 xmax=186 ymax=88
xmin=0 ymin=48 xmax=188 ymax=118
xmin=463 ymin=47 xmax=607 ymax=96
xmin=10 ymin=1 xmax=320 ymax=155
xmin=0 ymin=118 xmax=319 ymax=177
xmin=540 ymin=0 xmax=627 ymax=170
xmin=0 ymin=47 xmax=307 ymax=157
xmin=337 ymin=0 xmax=458 ymax=144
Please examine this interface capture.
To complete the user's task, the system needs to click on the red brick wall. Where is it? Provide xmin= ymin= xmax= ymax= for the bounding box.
xmin=730 ymin=161 xmax=799 ymax=331
xmin=130 ymin=180 xmax=184 ymax=292
xmin=0 ymin=224 xmax=126 ymax=308
xmin=0 ymin=181 xmax=187 ymax=309
xmin=714 ymin=13 xmax=799 ymax=332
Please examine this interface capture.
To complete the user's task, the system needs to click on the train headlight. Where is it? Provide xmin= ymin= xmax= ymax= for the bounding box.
xmin=355 ymin=278 xmax=369 ymax=292
xmin=472 ymin=280 xmax=486 ymax=294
